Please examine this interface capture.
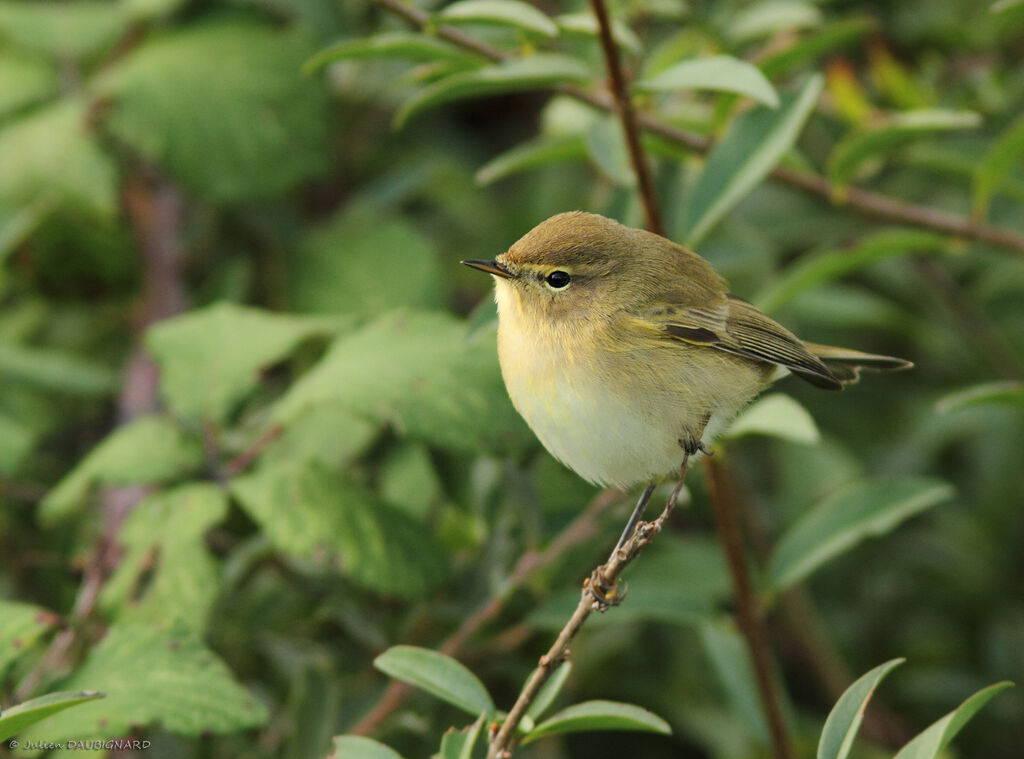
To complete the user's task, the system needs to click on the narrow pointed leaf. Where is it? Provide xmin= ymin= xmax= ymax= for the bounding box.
xmin=395 ymin=55 xmax=591 ymax=128
xmin=555 ymin=13 xmax=641 ymax=53
xmin=723 ymin=393 xmax=819 ymax=444
xmin=767 ymin=478 xmax=953 ymax=595
xmin=526 ymin=662 xmax=573 ymax=722
xmin=304 ymin=32 xmax=481 ymax=74
xmin=437 ymin=0 xmax=558 ymax=37
xmin=374 ymin=646 xmax=494 ymax=717
xmin=936 ymin=381 xmax=1024 ymax=413
xmin=438 ymin=714 xmax=485 ymax=759
xmin=892 ymin=682 xmax=1013 ymax=759
xmin=0 ymin=691 xmax=105 ymax=742
xmin=973 ymin=113 xmax=1024 ymax=218
xmin=681 ymin=74 xmax=823 ymax=246
xmin=699 ymin=620 xmax=770 ymax=743
xmin=817 ymin=659 xmax=904 ymax=759
xmin=635 ymin=56 xmax=779 ymax=107
xmin=476 ymin=133 xmax=587 ymax=185
xmin=329 ymin=735 xmax=406 ymax=759
xmin=523 ymin=700 xmax=671 ymax=743
xmin=760 ymin=17 xmax=876 ymax=78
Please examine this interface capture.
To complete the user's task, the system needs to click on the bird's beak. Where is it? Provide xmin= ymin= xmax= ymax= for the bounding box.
xmin=461 ymin=259 xmax=513 ymax=279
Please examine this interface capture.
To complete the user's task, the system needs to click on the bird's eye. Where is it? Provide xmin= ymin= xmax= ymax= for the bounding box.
xmin=545 ymin=270 xmax=571 ymax=289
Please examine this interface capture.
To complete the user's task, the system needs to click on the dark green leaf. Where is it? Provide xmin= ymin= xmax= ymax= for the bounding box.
xmin=936 ymin=381 xmax=1024 ymax=413
xmin=0 ymin=691 xmax=105 ymax=742
xmin=329 ymin=735 xmax=406 ymax=759
xmin=681 ymin=74 xmax=823 ymax=245
xmin=374 ymin=646 xmax=494 ymax=717
xmin=892 ymin=682 xmax=1013 ymax=759
xmin=437 ymin=0 xmax=558 ymax=37
xmin=635 ymin=56 xmax=779 ymax=107
xmin=699 ymin=620 xmax=770 ymax=744
xmin=395 ymin=55 xmax=591 ymax=128
xmin=0 ymin=340 xmax=116 ymax=396
xmin=973 ymin=113 xmax=1024 ymax=218
xmin=767 ymin=478 xmax=954 ymax=595
xmin=304 ymin=32 xmax=482 ymax=74
xmin=760 ymin=17 xmax=877 ymax=78
xmin=817 ymin=659 xmax=904 ymax=759
xmin=523 ymin=700 xmax=671 ymax=743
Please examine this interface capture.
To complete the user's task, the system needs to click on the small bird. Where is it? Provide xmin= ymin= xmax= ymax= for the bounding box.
xmin=463 ymin=211 xmax=911 ymax=495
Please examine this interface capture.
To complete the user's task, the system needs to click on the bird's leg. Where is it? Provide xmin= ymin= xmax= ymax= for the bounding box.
xmin=614 ymin=482 xmax=657 ymax=550
xmin=679 ymin=412 xmax=713 ymax=458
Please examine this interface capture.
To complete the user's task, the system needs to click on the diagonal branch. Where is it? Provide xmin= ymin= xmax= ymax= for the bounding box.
xmin=371 ymin=0 xmax=1024 ymax=254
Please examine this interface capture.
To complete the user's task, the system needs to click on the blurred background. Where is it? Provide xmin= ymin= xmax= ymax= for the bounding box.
xmin=1 ymin=0 xmax=1023 ymax=757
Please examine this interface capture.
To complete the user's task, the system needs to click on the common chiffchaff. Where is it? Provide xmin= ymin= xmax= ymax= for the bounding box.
xmin=463 ymin=212 xmax=911 ymax=490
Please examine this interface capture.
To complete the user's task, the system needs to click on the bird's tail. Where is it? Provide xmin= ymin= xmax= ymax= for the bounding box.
xmin=803 ymin=342 xmax=913 ymax=386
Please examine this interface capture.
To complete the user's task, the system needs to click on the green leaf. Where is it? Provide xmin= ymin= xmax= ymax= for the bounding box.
xmin=0 ymin=49 xmax=58 ymax=117
xmin=0 ymin=691 xmax=105 ymax=742
xmin=526 ymin=663 xmax=573 ymax=723
xmin=0 ymin=412 xmax=34 ymax=475
xmin=0 ymin=1 xmax=128 ymax=58
xmin=892 ymin=682 xmax=1014 ymax=759
xmin=259 ymin=404 xmax=379 ymax=468
xmin=973 ymin=113 xmax=1024 ymax=218
xmin=290 ymin=211 xmax=444 ymax=315
xmin=271 ymin=310 xmax=532 ymax=456
xmin=635 ymin=56 xmax=779 ymax=107
xmin=99 ymin=484 xmax=228 ymax=632
xmin=766 ymin=477 xmax=953 ymax=595
xmin=0 ymin=600 xmax=57 ymax=674
xmin=585 ymin=116 xmax=635 ymax=186
xmin=759 ymin=17 xmax=877 ymax=79
xmin=554 ymin=13 xmax=641 ymax=54
xmin=726 ymin=0 xmax=822 ymax=42
xmin=438 ymin=714 xmax=485 ymax=759
xmin=437 ymin=0 xmax=558 ymax=37
xmin=754 ymin=229 xmax=948 ymax=314
xmin=374 ymin=646 xmax=494 ymax=717
xmin=681 ymin=74 xmax=823 ymax=246
xmin=0 ymin=198 xmax=52 ymax=266
xmin=698 ymin=620 xmax=770 ymax=744
xmin=936 ymin=381 xmax=1024 ymax=413
xmin=95 ymin=22 xmax=328 ymax=202
xmin=395 ymin=54 xmax=591 ymax=129
xmin=0 ymin=99 xmax=117 ymax=216
xmin=17 ymin=623 xmax=267 ymax=742
xmin=145 ymin=302 xmax=338 ymax=422
xmin=476 ymin=133 xmax=588 ymax=185
xmin=40 ymin=415 xmax=204 ymax=523
xmin=230 ymin=462 xmax=449 ymax=597
xmin=723 ymin=393 xmax=819 ymax=444
xmin=827 ymin=110 xmax=981 ymax=189
xmin=304 ymin=32 xmax=482 ymax=74
xmin=817 ymin=659 xmax=905 ymax=759
xmin=0 ymin=340 xmax=117 ymax=396
xmin=523 ymin=700 xmax=671 ymax=743
xmin=329 ymin=735 xmax=406 ymax=759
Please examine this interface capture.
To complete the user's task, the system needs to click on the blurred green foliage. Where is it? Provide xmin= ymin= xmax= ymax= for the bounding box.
xmin=1 ymin=0 xmax=1023 ymax=757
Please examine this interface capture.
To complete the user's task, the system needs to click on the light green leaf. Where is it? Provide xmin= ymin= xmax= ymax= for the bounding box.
xmin=936 ymin=381 xmax=1024 ymax=413
xmin=555 ymin=13 xmax=641 ymax=54
xmin=290 ymin=211 xmax=444 ymax=315
xmin=635 ymin=56 xmax=778 ymax=107
xmin=0 ymin=600 xmax=57 ymax=674
xmin=526 ymin=663 xmax=573 ymax=723
xmin=259 ymin=403 xmax=379 ymax=468
xmin=698 ymin=620 xmax=770 ymax=744
xmin=40 ymin=415 xmax=204 ymax=523
xmin=723 ymin=393 xmax=819 ymax=444
xmin=973 ymin=113 xmax=1024 ymax=218
xmin=17 ymin=624 xmax=267 ymax=742
xmin=991 ymin=0 xmax=1024 ymax=13
xmin=760 ymin=17 xmax=877 ymax=78
xmin=0 ymin=198 xmax=52 ymax=265
xmin=817 ymin=659 xmax=905 ymax=759
xmin=523 ymin=700 xmax=671 ymax=743
xmin=681 ymin=74 xmax=823 ymax=246
xmin=95 ymin=22 xmax=328 ymax=202
xmin=271 ymin=310 xmax=532 ymax=455
xmin=374 ymin=646 xmax=494 ymax=717
xmin=145 ymin=302 xmax=338 ymax=422
xmin=476 ymin=133 xmax=587 ymax=185
xmin=0 ymin=691 xmax=105 ymax=742
xmin=726 ymin=0 xmax=822 ymax=42
xmin=230 ymin=462 xmax=449 ymax=597
xmin=438 ymin=714 xmax=485 ymax=759
xmin=304 ymin=32 xmax=482 ymax=74
xmin=395 ymin=54 xmax=591 ymax=128
xmin=437 ymin=0 xmax=558 ymax=37
xmin=754 ymin=229 xmax=948 ymax=314
xmin=0 ymin=412 xmax=34 ymax=474
xmin=767 ymin=478 xmax=953 ymax=595
xmin=828 ymin=110 xmax=981 ymax=189
xmin=99 ymin=484 xmax=228 ymax=632
xmin=0 ymin=49 xmax=58 ymax=117
xmin=329 ymin=735 xmax=406 ymax=759
xmin=0 ymin=1 xmax=128 ymax=58
xmin=0 ymin=99 xmax=117 ymax=216
xmin=892 ymin=682 xmax=1013 ymax=759
xmin=585 ymin=116 xmax=635 ymax=186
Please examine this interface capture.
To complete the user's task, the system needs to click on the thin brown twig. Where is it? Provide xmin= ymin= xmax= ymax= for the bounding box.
xmin=588 ymin=0 xmax=663 ymax=235
xmin=349 ymin=488 xmax=623 ymax=736
xmin=225 ymin=424 xmax=285 ymax=477
xmin=370 ymin=0 xmax=1024 ymax=254
xmin=487 ymin=466 xmax=690 ymax=759
xmin=704 ymin=457 xmax=792 ymax=759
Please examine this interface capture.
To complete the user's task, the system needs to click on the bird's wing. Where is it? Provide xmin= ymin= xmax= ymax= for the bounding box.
xmin=643 ymin=294 xmax=842 ymax=390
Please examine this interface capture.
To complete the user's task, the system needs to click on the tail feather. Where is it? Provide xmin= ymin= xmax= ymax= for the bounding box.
xmin=802 ymin=342 xmax=913 ymax=387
